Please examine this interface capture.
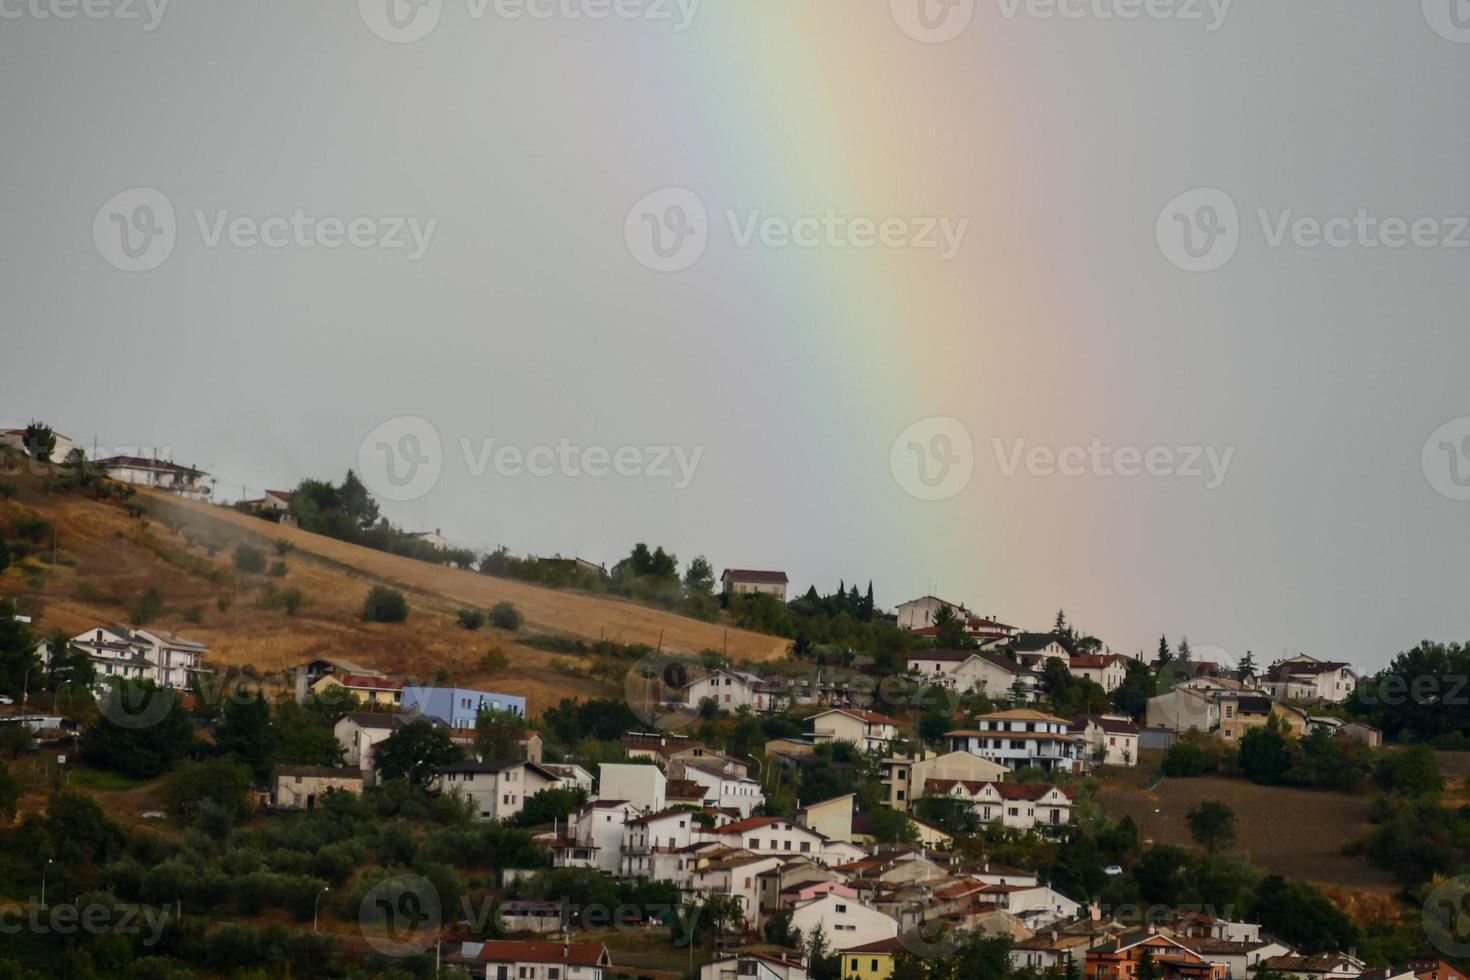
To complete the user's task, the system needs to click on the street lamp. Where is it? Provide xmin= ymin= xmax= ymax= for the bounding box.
xmin=314 ymin=885 xmax=329 ymax=932
xmin=40 ymin=859 xmax=52 ymax=909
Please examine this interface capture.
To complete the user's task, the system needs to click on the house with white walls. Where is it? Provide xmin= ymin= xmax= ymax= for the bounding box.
xmin=716 ymin=816 xmax=832 ymax=863
xmin=1070 ymin=714 xmax=1140 ymax=767
xmin=620 ymin=807 xmax=722 ymax=878
xmin=1068 ymin=654 xmax=1131 ymax=692
xmin=598 ymin=762 xmax=667 ymax=811
xmin=721 ymin=569 xmax=790 ymax=600
xmin=1261 ymin=656 xmax=1358 ymax=703
xmin=92 ymin=455 xmax=213 ymax=500
xmin=683 ymin=669 xmax=784 ymax=713
xmin=904 ymin=651 xmax=1041 ymax=701
xmin=434 ymin=759 xmax=560 ymax=822
xmin=788 ymin=892 xmax=899 ymax=951
xmin=477 ymin=941 xmax=611 ymax=980
xmin=680 ymin=762 xmax=765 ymax=818
xmin=923 ymin=780 xmax=1076 ymax=830
xmin=797 ymin=795 xmax=855 ymax=844
xmin=947 ymin=709 xmax=1083 ymax=773
xmin=808 ymin=708 xmax=902 ymax=751
xmin=549 ymin=800 xmax=641 ymax=874
xmin=688 ymin=852 xmax=785 ymax=920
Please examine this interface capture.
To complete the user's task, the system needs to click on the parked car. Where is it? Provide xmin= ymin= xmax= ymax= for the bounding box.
xmin=0 ymin=695 xmax=14 ymax=705
xmin=1104 ymin=864 xmax=1124 ymax=876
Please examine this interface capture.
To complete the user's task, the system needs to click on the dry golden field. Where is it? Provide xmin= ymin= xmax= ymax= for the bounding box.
xmin=0 ymin=469 xmax=787 ymax=715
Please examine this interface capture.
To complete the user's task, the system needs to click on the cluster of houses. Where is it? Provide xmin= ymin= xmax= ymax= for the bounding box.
xmin=1144 ymin=655 xmax=1378 ymax=749
xmin=37 ymin=624 xmax=213 ymax=691
xmin=454 ymin=893 xmax=1464 ymax=980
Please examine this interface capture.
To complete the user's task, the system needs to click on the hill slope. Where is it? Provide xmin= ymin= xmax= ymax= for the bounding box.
xmin=0 ymin=474 xmax=787 ymax=713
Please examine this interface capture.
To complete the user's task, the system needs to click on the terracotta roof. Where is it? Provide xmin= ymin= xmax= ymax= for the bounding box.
xmin=331 ymin=673 xmax=404 ymax=691
xmin=1071 ymin=714 xmax=1140 ymax=735
xmin=717 ymin=815 xmax=786 ymax=835
xmin=479 ymin=941 xmax=609 ymax=967
xmin=977 ymin=708 xmax=1070 ymax=723
xmin=813 ymin=707 xmax=904 ymax=727
xmin=846 ymin=938 xmax=906 ymax=954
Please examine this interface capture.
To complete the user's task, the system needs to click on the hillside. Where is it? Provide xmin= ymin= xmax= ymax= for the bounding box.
xmin=1094 ymin=766 xmax=1400 ymax=894
xmin=0 ymin=471 xmax=788 ymax=714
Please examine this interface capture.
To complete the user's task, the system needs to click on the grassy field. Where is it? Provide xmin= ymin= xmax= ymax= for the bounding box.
xmin=0 ymin=471 xmax=788 ymax=715
xmin=1094 ymin=773 xmax=1399 ymax=892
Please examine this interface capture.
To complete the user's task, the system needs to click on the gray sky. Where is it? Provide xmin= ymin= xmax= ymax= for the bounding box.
xmin=2 ymin=0 xmax=1468 ymax=670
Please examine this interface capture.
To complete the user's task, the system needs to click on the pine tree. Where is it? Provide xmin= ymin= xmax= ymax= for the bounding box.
xmin=1177 ymin=636 xmax=1193 ymax=664
xmin=861 ymin=582 xmax=875 ymax=622
xmin=1157 ymin=635 xmax=1173 ymax=665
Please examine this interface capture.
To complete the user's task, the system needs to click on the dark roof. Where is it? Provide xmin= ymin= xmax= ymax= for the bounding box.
xmin=1008 ymin=632 xmax=1078 ymax=656
xmin=274 ymin=764 xmax=362 ymax=780
xmin=722 ymin=569 xmax=789 ymax=584
xmin=93 ymin=455 xmax=207 ymax=477
xmin=1071 ymin=714 xmax=1140 ymax=735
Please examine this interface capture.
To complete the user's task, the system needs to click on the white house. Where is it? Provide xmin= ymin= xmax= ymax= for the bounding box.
xmin=684 ymin=669 xmax=783 ymax=713
xmin=92 ymin=455 xmax=213 ymax=500
xmin=1174 ymin=938 xmax=1295 ymax=978
xmin=1069 ymin=714 xmax=1140 ymax=767
xmin=808 ymin=708 xmax=902 ymax=751
xmin=0 ymin=426 xmax=73 ymax=464
xmin=701 ymin=952 xmax=808 ymax=980
xmin=550 ymin=800 xmax=640 ymax=874
xmin=621 ymin=807 xmax=721 ymax=877
xmin=895 ymin=596 xmax=966 ymax=630
xmin=716 ymin=816 xmax=832 ymax=863
xmin=57 ymin=625 xmax=210 ymax=691
xmin=478 ymin=941 xmax=611 ymax=980
xmin=435 ymin=760 xmax=560 ymax=822
xmin=407 ymin=528 xmax=448 ymax=550
xmin=1261 ymin=656 xmax=1357 ymax=703
xmin=598 ymin=763 xmax=667 ymax=812
xmin=947 ymin=709 xmax=1083 ymax=773
xmin=721 ymin=569 xmax=789 ymax=601
xmin=924 ymin=779 xmax=1076 ymax=830
xmin=905 ymin=651 xmax=1040 ymax=701
xmin=688 ymin=853 xmax=785 ymax=920
xmin=680 ymin=762 xmax=765 ymax=818
xmin=1145 ymin=687 xmax=1220 ymax=733
xmin=1067 ymin=654 xmax=1131 ymax=692
xmin=797 ymin=794 xmax=855 ymax=844
xmin=788 ymin=892 xmax=899 ymax=951
xmin=334 ymin=711 xmax=415 ymax=783
xmin=540 ymin=763 xmax=595 ymax=794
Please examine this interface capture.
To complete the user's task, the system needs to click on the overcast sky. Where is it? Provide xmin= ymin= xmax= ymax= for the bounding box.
xmin=3 ymin=0 xmax=1468 ymax=670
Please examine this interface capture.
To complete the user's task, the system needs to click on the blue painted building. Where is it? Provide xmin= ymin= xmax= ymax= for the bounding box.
xmin=402 ymin=686 xmax=527 ymax=729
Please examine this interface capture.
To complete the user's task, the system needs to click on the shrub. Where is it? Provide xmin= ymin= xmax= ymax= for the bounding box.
xmin=458 ymin=608 xmax=486 ymax=630
xmin=0 ymin=482 xmax=16 ymax=500
xmin=268 ymin=561 xmax=288 ymax=577
xmin=362 ymin=586 xmax=409 ymax=623
xmin=490 ymin=601 xmax=523 ymax=631
xmin=233 ymin=542 xmax=267 ymax=574
xmin=1163 ymin=740 xmax=1205 ymax=777
xmin=133 ymin=586 xmax=164 ymax=625
xmin=274 ymin=539 xmax=293 ymax=556
xmin=12 ymin=514 xmax=53 ymax=544
xmin=181 ymin=604 xmax=204 ymax=624
xmin=482 ymin=648 xmax=510 ymax=672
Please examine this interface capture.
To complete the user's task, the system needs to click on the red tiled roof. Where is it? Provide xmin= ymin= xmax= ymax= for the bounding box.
xmin=334 ymin=673 xmax=403 ymax=691
xmin=717 ymin=815 xmax=785 ymax=835
xmin=479 ymin=941 xmax=609 ymax=967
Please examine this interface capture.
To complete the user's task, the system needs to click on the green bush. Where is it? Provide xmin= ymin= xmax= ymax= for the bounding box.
xmin=133 ymin=586 xmax=164 ymax=624
xmin=490 ymin=601 xmax=523 ymax=631
xmin=233 ymin=542 xmax=267 ymax=573
xmin=458 ymin=608 xmax=486 ymax=630
xmin=1163 ymin=740 xmax=1205 ymax=777
xmin=362 ymin=586 xmax=409 ymax=623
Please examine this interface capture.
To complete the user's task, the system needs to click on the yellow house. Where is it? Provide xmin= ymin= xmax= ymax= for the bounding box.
xmin=1217 ymin=694 xmax=1307 ymax=743
xmin=843 ymin=938 xmax=903 ymax=980
xmin=312 ymin=671 xmax=403 ymax=708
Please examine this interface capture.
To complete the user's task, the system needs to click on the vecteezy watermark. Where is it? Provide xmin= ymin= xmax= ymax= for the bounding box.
xmin=356 ymin=416 xmax=705 ymax=502
xmin=889 ymin=417 xmax=975 ymax=502
xmin=93 ymin=188 xmax=437 ymax=272
xmin=0 ymin=0 xmax=168 ymax=30
xmin=0 ymin=902 xmax=171 ymax=946
xmin=1424 ymin=876 xmax=1470 ymax=958
xmin=994 ymin=0 xmax=1231 ymax=30
xmin=625 ymin=188 xmax=970 ymax=272
xmin=1156 ymin=187 xmax=1241 ymax=273
xmin=1422 ymin=417 xmax=1470 ymax=502
xmin=359 ymin=0 xmax=699 ymax=43
xmin=1159 ymin=187 xmax=1470 ymax=273
xmin=993 ymin=438 xmax=1235 ymax=489
xmin=360 ymin=874 xmax=442 ymax=957
xmin=891 ymin=0 xmax=976 ymax=43
xmin=1422 ymin=0 xmax=1470 ymax=44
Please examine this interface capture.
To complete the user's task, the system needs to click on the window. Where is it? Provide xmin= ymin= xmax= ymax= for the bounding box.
xmin=897 ymin=789 xmax=906 ymax=801
xmin=548 ymin=971 xmax=559 ymax=980
xmin=850 ymin=960 xmax=859 ymax=973
xmin=836 ymin=904 xmax=847 ymax=913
